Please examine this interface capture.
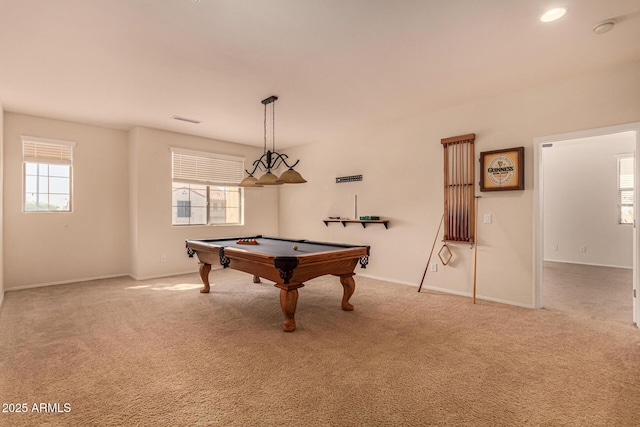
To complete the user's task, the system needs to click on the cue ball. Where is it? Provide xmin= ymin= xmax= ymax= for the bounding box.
xmin=293 ymin=245 xmax=298 ymax=250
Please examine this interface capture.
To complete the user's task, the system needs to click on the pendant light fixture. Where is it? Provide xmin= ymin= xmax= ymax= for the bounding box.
xmin=239 ymin=96 xmax=307 ymax=187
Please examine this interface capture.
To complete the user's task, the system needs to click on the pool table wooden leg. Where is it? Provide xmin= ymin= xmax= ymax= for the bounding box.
xmin=279 ymin=287 xmax=299 ymax=332
xmin=253 ymin=275 xmax=261 ymax=283
xmin=339 ymin=273 xmax=356 ymax=311
xmin=199 ymin=263 xmax=211 ymax=293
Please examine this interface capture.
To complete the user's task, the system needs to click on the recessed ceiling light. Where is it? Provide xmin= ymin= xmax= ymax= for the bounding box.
xmin=540 ymin=7 xmax=567 ymax=23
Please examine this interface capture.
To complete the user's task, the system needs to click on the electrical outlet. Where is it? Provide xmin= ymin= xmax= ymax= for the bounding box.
xmin=483 ymin=214 xmax=492 ymax=224
xmin=553 ymin=244 xmax=559 ymax=251
xmin=160 ymin=255 xmax=167 ymax=263
xmin=579 ymin=246 xmax=586 ymax=253
xmin=431 ymin=263 xmax=438 ymax=272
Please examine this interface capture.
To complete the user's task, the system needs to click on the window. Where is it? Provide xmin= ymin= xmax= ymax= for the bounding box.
xmin=172 ymin=183 xmax=207 ymax=225
xmin=22 ymin=136 xmax=76 ymax=212
xmin=177 ymin=200 xmax=192 ymax=218
xmin=171 ymin=148 xmax=244 ymax=226
xmin=617 ymin=154 xmax=634 ymax=224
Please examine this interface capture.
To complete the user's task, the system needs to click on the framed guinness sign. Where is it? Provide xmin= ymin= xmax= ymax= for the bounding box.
xmin=479 ymin=147 xmax=524 ymax=191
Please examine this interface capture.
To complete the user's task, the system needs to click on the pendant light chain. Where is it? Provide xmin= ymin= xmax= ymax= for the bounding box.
xmin=263 ymin=101 xmax=267 ymax=154
xmin=272 ymin=100 xmax=276 ymax=153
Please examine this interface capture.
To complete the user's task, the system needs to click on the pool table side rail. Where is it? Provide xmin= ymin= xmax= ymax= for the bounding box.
xmin=185 ymin=238 xmax=370 ymax=284
xmin=185 ymin=240 xmax=368 ymax=265
xmin=220 ymin=254 xmax=364 ymax=285
xmin=186 ymin=237 xmax=370 ymax=256
xmin=187 ymin=235 xmax=306 ymax=245
xmin=221 ymin=245 xmax=368 ymax=265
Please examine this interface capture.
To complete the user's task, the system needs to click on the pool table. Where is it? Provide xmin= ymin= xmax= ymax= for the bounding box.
xmin=185 ymin=236 xmax=370 ymax=332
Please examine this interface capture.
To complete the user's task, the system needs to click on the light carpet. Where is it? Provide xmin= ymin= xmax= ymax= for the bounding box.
xmin=1 ymin=268 xmax=639 ymax=426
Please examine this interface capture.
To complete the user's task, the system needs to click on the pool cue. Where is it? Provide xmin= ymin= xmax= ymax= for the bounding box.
xmin=460 ymin=142 xmax=465 ymax=240
xmin=460 ymin=142 xmax=464 ymax=240
xmin=418 ymin=214 xmax=444 ymax=292
xmin=459 ymin=142 xmax=464 ymax=241
xmin=448 ymin=145 xmax=453 ymax=240
xmin=451 ymin=143 xmax=456 ymax=240
xmin=444 ymin=144 xmax=450 ymax=241
xmin=472 ymin=196 xmax=481 ymax=304
xmin=452 ymin=143 xmax=457 ymax=240
xmin=354 ymin=194 xmax=358 ymax=219
xmin=454 ymin=143 xmax=459 ymax=240
xmin=465 ymin=142 xmax=470 ymax=241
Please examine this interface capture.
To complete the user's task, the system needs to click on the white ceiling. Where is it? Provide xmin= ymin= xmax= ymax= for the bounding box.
xmin=1 ymin=0 xmax=639 ymax=148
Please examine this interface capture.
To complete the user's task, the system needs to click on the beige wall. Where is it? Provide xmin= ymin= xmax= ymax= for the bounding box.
xmin=3 ymin=118 xmax=279 ymax=288
xmin=128 ymin=126 xmax=279 ymax=279
xmin=3 ymin=113 xmax=130 ymax=289
xmin=0 ymin=101 xmax=4 ymax=304
xmin=543 ymin=134 xmax=635 ymax=268
xmin=279 ymin=59 xmax=640 ymax=307
xmin=3 ymin=60 xmax=639 ymax=305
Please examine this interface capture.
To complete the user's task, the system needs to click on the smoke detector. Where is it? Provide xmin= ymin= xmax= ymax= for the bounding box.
xmin=593 ymin=20 xmax=615 ymax=34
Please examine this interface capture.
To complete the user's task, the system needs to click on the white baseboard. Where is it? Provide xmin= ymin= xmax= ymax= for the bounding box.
xmin=128 ymin=269 xmax=200 ymax=281
xmin=358 ymin=273 xmax=534 ymax=309
xmin=543 ymin=259 xmax=633 ymax=269
xmin=6 ymin=267 xmax=221 ymax=292
xmin=358 ymin=273 xmax=418 ymax=288
xmin=6 ymin=273 xmax=130 ymax=292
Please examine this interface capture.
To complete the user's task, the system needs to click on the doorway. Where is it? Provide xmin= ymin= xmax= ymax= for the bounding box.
xmin=534 ymin=123 xmax=640 ymax=326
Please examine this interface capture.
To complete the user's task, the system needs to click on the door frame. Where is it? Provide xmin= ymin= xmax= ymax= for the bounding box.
xmin=533 ymin=122 xmax=640 ymax=326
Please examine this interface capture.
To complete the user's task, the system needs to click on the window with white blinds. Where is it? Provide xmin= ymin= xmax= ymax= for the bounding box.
xmin=22 ymin=135 xmax=75 ymax=165
xmin=170 ymin=148 xmax=245 ymax=226
xmin=171 ymin=148 xmax=244 ymax=185
xmin=617 ymin=154 xmax=634 ymax=224
xmin=21 ymin=136 xmax=76 ymax=212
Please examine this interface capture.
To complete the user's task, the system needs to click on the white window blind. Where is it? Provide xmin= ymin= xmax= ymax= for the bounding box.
xmin=617 ymin=155 xmax=634 ymax=225
xmin=21 ymin=135 xmax=76 ymax=165
xmin=618 ymin=155 xmax=634 ymax=205
xmin=171 ymin=148 xmax=244 ymax=185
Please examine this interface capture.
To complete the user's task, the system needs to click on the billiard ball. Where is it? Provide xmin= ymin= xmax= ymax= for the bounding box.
xmin=293 ymin=245 xmax=298 ymax=250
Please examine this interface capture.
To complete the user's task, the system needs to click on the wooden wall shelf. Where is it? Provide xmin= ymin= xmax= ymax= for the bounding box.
xmin=323 ymin=219 xmax=389 ymax=229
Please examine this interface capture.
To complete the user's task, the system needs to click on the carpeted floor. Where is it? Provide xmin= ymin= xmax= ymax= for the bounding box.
xmin=543 ymin=261 xmax=633 ymax=325
xmin=1 ymin=267 xmax=639 ymax=426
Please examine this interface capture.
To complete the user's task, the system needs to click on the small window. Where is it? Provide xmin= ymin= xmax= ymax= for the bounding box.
xmin=172 ymin=183 xmax=207 ymax=225
xmin=22 ymin=136 xmax=75 ymax=212
xmin=209 ymin=186 xmax=242 ymax=225
xmin=617 ymin=155 xmax=634 ymax=224
xmin=171 ymin=148 xmax=244 ymax=226
xmin=177 ymin=200 xmax=192 ymax=218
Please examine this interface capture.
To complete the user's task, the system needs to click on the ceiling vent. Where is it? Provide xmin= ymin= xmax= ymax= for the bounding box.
xmin=171 ymin=115 xmax=201 ymax=124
